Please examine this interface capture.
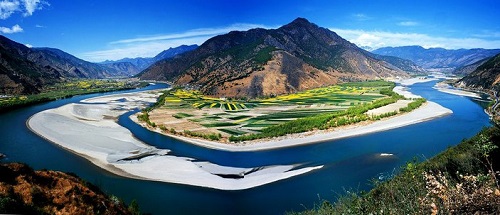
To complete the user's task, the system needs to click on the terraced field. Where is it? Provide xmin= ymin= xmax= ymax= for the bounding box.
xmin=144 ymin=81 xmax=409 ymax=141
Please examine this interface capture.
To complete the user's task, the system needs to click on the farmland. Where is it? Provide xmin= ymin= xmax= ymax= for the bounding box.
xmin=141 ymin=80 xmax=425 ymax=142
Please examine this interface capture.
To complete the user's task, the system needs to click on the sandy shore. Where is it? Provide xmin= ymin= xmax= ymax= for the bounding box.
xmin=28 ymin=91 xmax=321 ymax=190
xmin=433 ymin=82 xmax=482 ymax=99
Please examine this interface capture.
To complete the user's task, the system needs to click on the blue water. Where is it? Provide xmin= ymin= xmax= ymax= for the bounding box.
xmin=0 ymin=81 xmax=491 ymax=214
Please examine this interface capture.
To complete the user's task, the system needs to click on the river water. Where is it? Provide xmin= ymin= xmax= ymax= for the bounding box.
xmin=0 ymin=81 xmax=491 ymax=214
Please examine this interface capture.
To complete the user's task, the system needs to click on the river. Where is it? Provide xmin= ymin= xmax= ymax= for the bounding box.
xmin=0 ymin=81 xmax=491 ymax=214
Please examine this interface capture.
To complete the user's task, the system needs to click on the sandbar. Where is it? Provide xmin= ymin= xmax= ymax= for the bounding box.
xmin=28 ymin=91 xmax=322 ymax=190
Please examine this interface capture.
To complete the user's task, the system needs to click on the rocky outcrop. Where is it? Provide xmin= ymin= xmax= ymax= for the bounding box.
xmin=0 ymin=163 xmax=133 ymax=215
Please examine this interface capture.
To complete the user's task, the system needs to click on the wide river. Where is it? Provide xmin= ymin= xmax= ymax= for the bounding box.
xmin=0 ymin=81 xmax=492 ymax=214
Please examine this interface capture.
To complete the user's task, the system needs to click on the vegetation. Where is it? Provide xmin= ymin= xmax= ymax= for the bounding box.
xmin=184 ymin=130 xmax=222 ymax=141
xmin=0 ymin=79 xmax=146 ymax=112
xmin=0 ymin=163 xmax=138 ymax=214
xmin=142 ymin=80 xmax=429 ymax=142
xmin=399 ymin=98 xmax=426 ymax=112
xmin=288 ymin=126 xmax=500 ymax=214
xmin=137 ymin=111 xmax=156 ymax=127
xmin=229 ymin=95 xmax=403 ymax=141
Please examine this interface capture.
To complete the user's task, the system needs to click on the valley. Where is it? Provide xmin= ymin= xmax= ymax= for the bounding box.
xmin=0 ymin=3 xmax=499 ymax=213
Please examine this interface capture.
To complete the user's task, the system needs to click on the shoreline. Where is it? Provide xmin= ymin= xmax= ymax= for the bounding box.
xmin=27 ymin=77 xmax=452 ymax=190
xmin=132 ymin=77 xmax=451 ymax=151
xmin=134 ymin=101 xmax=451 ymax=152
xmin=433 ymin=82 xmax=483 ymax=99
xmin=27 ymin=91 xmax=322 ymax=190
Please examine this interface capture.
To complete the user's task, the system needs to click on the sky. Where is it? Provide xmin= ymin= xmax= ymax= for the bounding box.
xmin=1 ymin=0 xmax=500 ymax=62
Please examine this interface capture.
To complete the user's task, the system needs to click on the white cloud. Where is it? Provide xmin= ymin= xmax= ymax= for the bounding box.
xmin=81 ymin=23 xmax=272 ymax=62
xmin=398 ymin=21 xmax=419 ymax=26
xmin=23 ymin=0 xmax=42 ymax=16
xmin=352 ymin=13 xmax=372 ymax=21
xmin=35 ymin=24 xmax=44 ymax=28
xmin=111 ymin=23 xmax=269 ymax=45
xmin=329 ymin=28 xmax=500 ymax=50
xmin=0 ymin=0 xmax=20 ymax=19
xmin=25 ymin=43 xmax=32 ymax=48
xmin=0 ymin=0 xmax=47 ymax=19
xmin=0 ymin=24 xmax=23 ymax=33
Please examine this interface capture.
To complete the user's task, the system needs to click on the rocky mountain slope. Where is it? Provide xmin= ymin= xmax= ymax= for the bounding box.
xmin=0 ymin=163 xmax=133 ymax=214
xmin=0 ymin=35 xmax=129 ymax=95
xmin=138 ymin=18 xmax=408 ymax=98
xmin=32 ymin=47 xmax=130 ymax=78
xmin=372 ymin=46 xmax=500 ymax=71
xmin=453 ymin=57 xmax=490 ymax=76
xmin=457 ymin=53 xmax=500 ymax=90
xmin=101 ymin=44 xmax=198 ymax=74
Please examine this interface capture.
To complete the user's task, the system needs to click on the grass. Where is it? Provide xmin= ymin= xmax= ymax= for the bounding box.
xmin=288 ymin=126 xmax=500 ymax=214
xmin=218 ymin=128 xmax=247 ymax=136
xmin=201 ymin=122 xmax=239 ymax=127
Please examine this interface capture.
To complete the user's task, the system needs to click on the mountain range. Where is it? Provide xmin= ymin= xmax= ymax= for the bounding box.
xmin=101 ymin=44 xmax=198 ymax=74
xmin=138 ymin=18 xmax=409 ymax=98
xmin=372 ymin=46 xmax=500 ymax=72
xmin=0 ymin=35 xmax=195 ymax=95
xmin=0 ymin=35 xmax=136 ymax=94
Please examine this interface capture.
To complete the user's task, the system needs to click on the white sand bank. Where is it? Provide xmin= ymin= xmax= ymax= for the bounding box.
xmin=433 ymin=83 xmax=482 ymax=99
xmin=28 ymin=91 xmax=321 ymax=190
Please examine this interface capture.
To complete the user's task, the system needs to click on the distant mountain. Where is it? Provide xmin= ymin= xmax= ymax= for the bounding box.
xmin=372 ymin=46 xmax=500 ymax=70
xmin=0 ymin=35 xmax=127 ymax=95
xmin=138 ymin=18 xmax=408 ymax=98
xmin=32 ymin=47 xmax=131 ymax=78
xmin=453 ymin=57 xmax=490 ymax=76
xmin=369 ymin=53 xmax=427 ymax=75
xmin=101 ymin=44 xmax=198 ymax=74
xmin=153 ymin=44 xmax=198 ymax=62
xmin=457 ymin=53 xmax=500 ymax=90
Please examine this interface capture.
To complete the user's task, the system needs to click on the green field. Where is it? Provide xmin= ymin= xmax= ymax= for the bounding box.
xmin=0 ymin=80 xmax=145 ymax=112
xmin=142 ymin=80 xmax=427 ymax=141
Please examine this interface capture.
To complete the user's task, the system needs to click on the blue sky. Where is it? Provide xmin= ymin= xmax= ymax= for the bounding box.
xmin=1 ymin=0 xmax=500 ymax=62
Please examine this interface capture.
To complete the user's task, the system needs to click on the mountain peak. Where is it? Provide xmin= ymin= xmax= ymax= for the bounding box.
xmin=290 ymin=17 xmax=311 ymax=25
xmin=282 ymin=17 xmax=316 ymax=29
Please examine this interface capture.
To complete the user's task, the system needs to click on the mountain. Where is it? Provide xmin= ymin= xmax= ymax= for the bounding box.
xmin=138 ymin=18 xmax=408 ymax=98
xmin=0 ymin=35 xmax=131 ymax=95
xmin=101 ymin=44 xmax=198 ymax=74
xmin=153 ymin=44 xmax=198 ymax=62
xmin=369 ymin=53 xmax=427 ymax=75
xmin=372 ymin=46 xmax=500 ymax=70
xmin=32 ymin=48 xmax=131 ymax=78
xmin=1 ymin=36 xmax=63 ymax=94
xmin=457 ymin=53 xmax=500 ymax=90
xmin=453 ymin=57 xmax=490 ymax=76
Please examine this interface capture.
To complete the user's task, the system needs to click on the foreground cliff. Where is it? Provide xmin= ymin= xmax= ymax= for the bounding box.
xmin=0 ymin=163 xmax=135 ymax=215
xmin=289 ymin=126 xmax=500 ymax=214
